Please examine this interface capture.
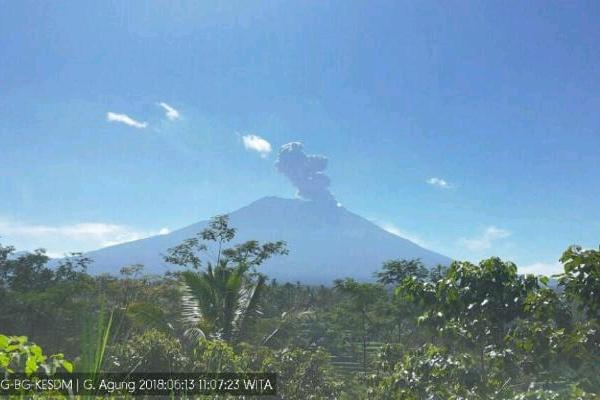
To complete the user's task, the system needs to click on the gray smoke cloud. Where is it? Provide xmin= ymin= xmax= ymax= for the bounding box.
xmin=275 ymin=142 xmax=337 ymax=204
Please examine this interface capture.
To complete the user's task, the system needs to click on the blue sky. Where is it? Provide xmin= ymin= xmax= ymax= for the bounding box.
xmin=1 ymin=1 xmax=599 ymax=274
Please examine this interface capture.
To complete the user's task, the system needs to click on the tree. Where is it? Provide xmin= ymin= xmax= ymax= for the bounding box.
xmin=558 ymin=245 xmax=600 ymax=320
xmin=180 ymin=265 xmax=267 ymax=343
xmin=370 ymin=343 xmax=481 ymax=399
xmin=374 ymin=259 xmax=431 ymax=343
xmin=164 ymin=214 xmax=287 ymax=273
xmin=334 ymin=278 xmax=386 ymax=372
xmin=261 ymin=347 xmax=343 ymax=399
xmin=399 ymin=258 xmax=543 ymax=349
xmin=388 ymin=254 xmax=600 ymax=397
xmin=375 ymin=258 xmax=428 ymax=286
xmin=0 ymin=244 xmax=94 ymax=353
xmin=165 ymin=215 xmax=288 ymax=344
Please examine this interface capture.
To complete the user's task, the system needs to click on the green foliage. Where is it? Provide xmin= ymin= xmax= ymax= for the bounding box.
xmin=0 ymin=334 xmax=72 ymax=375
xmin=78 ymin=306 xmax=113 ymax=374
xmin=164 ymin=214 xmax=288 ymax=272
xmin=397 ymin=258 xmax=543 ymax=348
xmin=374 ymin=254 xmax=600 ymax=398
xmin=180 ymin=266 xmax=267 ymax=343
xmin=370 ymin=344 xmax=482 ymax=399
xmin=221 ymin=240 xmax=289 ymax=271
xmin=0 ymin=244 xmax=95 ymax=354
xmin=558 ymin=245 xmax=600 ymax=319
xmin=261 ymin=347 xmax=343 ymax=399
xmin=3 ymin=231 xmax=600 ymax=399
xmin=168 ymin=215 xmax=288 ymax=344
xmin=191 ymin=338 xmax=246 ymax=372
xmin=333 ymin=279 xmax=388 ymax=371
xmin=110 ymin=329 xmax=187 ymax=373
xmin=375 ymin=258 xmax=428 ymax=286
xmin=510 ymin=386 xmax=599 ymax=399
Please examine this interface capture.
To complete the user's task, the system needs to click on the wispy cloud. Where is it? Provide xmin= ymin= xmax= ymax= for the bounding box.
xmin=157 ymin=102 xmax=180 ymax=121
xmin=427 ymin=177 xmax=452 ymax=189
xmin=459 ymin=226 xmax=511 ymax=252
xmin=520 ymin=261 xmax=562 ymax=276
xmin=0 ymin=218 xmax=168 ymax=256
xmin=242 ymin=134 xmax=272 ymax=158
xmin=106 ymin=112 xmax=147 ymax=129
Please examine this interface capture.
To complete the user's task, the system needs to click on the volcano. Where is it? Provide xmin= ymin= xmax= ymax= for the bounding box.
xmin=84 ymin=196 xmax=452 ymax=284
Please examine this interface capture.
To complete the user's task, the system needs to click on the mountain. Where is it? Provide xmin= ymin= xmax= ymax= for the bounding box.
xmin=84 ymin=196 xmax=452 ymax=284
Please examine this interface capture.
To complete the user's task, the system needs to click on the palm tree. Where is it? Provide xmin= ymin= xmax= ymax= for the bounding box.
xmin=180 ymin=262 xmax=266 ymax=343
xmin=165 ymin=215 xmax=287 ymax=344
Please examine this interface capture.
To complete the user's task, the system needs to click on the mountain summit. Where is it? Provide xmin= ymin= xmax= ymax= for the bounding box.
xmin=84 ymin=196 xmax=451 ymax=283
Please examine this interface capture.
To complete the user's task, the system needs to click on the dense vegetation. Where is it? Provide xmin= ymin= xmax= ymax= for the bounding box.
xmin=1 ymin=215 xmax=599 ymax=398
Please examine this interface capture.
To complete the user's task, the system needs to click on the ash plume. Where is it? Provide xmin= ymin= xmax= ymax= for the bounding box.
xmin=275 ymin=142 xmax=337 ymax=204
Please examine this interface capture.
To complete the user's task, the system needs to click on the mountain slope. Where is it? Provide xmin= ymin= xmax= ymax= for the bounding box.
xmin=85 ymin=197 xmax=452 ymax=283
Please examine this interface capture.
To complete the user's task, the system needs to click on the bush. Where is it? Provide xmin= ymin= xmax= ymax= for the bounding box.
xmin=109 ymin=329 xmax=187 ymax=372
xmin=0 ymin=334 xmax=73 ymax=375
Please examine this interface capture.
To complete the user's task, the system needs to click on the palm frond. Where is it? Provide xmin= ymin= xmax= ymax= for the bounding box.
xmin=180 ymin=271 xmax=218 ymax=342
xmin=183 ymin=327 xmax=206 ymax=342
xmin=261 ymin=307 xmax=315 ymax=345
xmin=233 ymin=274 xmax=266 ymax=341
xmin=179 ymin=265 xmax=267 ymax=344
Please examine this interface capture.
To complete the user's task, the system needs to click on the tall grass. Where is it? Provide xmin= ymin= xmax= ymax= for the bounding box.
xmin=79 ymin=305 xmax=114 ymax=374
xmin=75 ymin=303 xmax=114 ymax=399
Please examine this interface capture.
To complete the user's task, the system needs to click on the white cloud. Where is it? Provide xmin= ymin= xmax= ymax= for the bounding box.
xmin=106 ymin=112 xmax=147 ymax=129
xmin=242 ymin=134 xmax=272 ymax=158
xmin=159 ymin=227 xmax=170 ymax=235
xmin=157 ymin=102 xmax=180 ymax=121
xmin=0 ymin=218 xmax=165 ymax=256
xmin=427 ymin=177 xmax=452 ymax=189
xmin=459 ymin=226 xmax=511 ymax=252
xmin=520 ymin=261 xmax=562 ymax=276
